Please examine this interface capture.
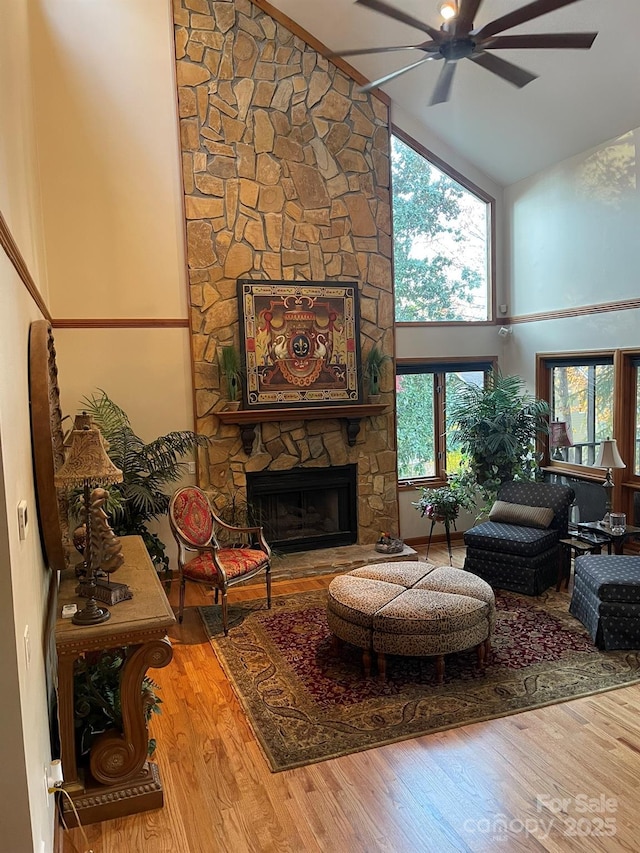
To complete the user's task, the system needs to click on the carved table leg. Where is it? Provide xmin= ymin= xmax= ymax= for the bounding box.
xmin=57 ymin=651 xmax=80 ymax=786
xmin=90 ymin=637 xmax=173 ymax=786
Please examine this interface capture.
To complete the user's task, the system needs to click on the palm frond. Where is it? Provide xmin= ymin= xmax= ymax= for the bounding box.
xmin=72 ymin=391 xmax=209 ymax=562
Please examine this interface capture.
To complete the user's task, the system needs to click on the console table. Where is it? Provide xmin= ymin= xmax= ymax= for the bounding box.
xmin=55 ymin=535 xmax=176 ymax=825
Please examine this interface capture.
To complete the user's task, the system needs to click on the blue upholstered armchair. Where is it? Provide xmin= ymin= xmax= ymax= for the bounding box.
xmin=463 ymin=481 xmax=575 ymax=595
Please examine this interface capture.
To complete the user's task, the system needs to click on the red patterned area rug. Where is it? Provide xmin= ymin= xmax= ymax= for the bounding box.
xmin=199 ymin=588 xmax=640 ymax=772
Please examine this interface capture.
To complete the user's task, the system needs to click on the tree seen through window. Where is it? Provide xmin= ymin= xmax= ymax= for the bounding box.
xmin=391 ymin=133 xmax=490 ymax=323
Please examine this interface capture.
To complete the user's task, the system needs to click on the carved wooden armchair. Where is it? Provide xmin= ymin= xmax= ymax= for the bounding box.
xmin=169 ymin=486 xmax=271 ymax=633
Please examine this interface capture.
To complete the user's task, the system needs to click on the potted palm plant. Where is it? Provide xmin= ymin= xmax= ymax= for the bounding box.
xmin=448 ymin=370 xmax=549 ymax=509
xmin=76 ymin=391 xmax=209 ymax=574
xmin=219 ymin=345 xmax=243 ymax=409
xmin=363 ymin=344 xmax=391 ymax=402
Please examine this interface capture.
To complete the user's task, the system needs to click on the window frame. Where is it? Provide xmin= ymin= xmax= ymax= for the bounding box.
xmin=396 ymin=356 xmax=497 ymax=489
xmin=619 ymin=350 xmax=640 ymax=483
xmin=391 ymin=124 xmax=497 ymax=328
xmin=536 ymin=350 xmax=617 ymax=482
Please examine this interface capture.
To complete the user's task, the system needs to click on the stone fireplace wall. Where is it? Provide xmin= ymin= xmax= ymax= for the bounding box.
xmin=173 ymin=0 xmax=398 ymax=542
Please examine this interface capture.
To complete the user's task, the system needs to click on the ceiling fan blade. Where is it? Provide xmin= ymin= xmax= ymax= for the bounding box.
xmin=469 ymin=52 xmax=537 ymax=88
xmin=355 ymin=0 xmax=444 ymax=41
xmin=359 ymin=55 xmax=439 ymax=94
xmin=473 ymin=0 xmax=582 ymax=41
xmin=327 ymin=41 xmax=438 ymax=59
xmin=430 ymin=61 xmax=457 ymax=105
xmin=481 ymin=32 xmax=597 ymax=50
xmin=455 ymin=0 xmax=484 ymax=32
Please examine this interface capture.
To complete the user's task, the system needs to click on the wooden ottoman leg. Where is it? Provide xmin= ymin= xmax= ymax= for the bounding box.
xmin=475 ymin=641 xmax=486 ymax=669
xmin=330 ymin=634 xmax=343 ymax=656
xmin=484 ymin=637 xmax=492 ymax=661
xmin=362 ymin=647 xmax=372 ymax=677
xmin=435 ymin=655 xmax=445 ymax=684
xmin=377 ymin=651 xmax=387 ymax=681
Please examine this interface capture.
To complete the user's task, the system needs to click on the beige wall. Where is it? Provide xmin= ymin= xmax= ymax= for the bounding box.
xmin=32 ymin=0 xmax=188 ymax=320
xmin=0 ymin=1 xmax=56 ymax=849
xmin=31 ymin=0 xmax=197 ymax=572
xmin=504 ymin=127 xmax=640 ymax=389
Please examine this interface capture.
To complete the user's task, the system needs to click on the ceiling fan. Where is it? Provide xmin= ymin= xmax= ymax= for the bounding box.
xmin=328 ymin=0 xmax=598 ymax=105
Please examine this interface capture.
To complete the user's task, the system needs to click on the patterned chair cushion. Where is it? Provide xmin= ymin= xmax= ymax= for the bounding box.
xmin=171 ymin=487 xmax=214 ymax=547
xmin=574 ymin=555 xmax=640 ymax=603
xmin=464 ymin=521 xmax=558 ymax=557
xmin=373 ymin=589 xmax=488 ymax=636
xmin=349 ymin=561 xmax=436 ymax=587
xmin=183 ymin=547 xmax=269 ymax=582
xmin=327 ymin=576 xmax=403 ymax=628
xmin=489 ymin=500 xmax=555 ymax=529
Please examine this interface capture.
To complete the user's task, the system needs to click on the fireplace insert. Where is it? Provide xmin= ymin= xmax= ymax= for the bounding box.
xmin=246 ymin=465 xmax=357 ymax=553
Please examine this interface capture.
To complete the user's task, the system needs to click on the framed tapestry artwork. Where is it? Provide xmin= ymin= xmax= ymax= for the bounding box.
xmin=238 ymin=280 xmax=362 ymax=409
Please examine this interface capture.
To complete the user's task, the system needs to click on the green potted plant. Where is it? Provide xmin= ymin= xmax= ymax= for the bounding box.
xmin=74 ymin=648 xmax=162 ymax=759
xmin=363 ymin=344 xmax=391 ymax=401
xmin=75 ymin=391 xmax=209 ymax=575
xmin=448 ymin=370 xmax=549 ymax=509
xmin=413 ymin=478 xmax=475 ymax=563
xmin=219 ymin=345 xmax=244 ymax=409
xmin=413 ymin=481 xmax=474 ymax=527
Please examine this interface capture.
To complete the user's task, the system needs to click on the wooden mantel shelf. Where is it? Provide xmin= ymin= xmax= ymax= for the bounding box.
xmin=217 ymin=403 xmax=387 ymax=453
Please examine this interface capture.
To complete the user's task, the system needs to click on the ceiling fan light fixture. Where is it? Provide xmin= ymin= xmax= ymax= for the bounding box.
xmin=438 ymin=1 xmax=457 ymax=21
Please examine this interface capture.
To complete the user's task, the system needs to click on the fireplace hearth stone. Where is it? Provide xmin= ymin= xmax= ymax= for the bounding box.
xmin=269 ymin=542 xmax=419 ymax=581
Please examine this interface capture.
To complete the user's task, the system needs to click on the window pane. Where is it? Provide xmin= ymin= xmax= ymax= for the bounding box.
xmin=445 ymin=371 xmax=484 ymax=473
xmin=396 ymin=373 xmax=435 ymax=479
xmin=391 ymin=134 xmax=489 ymax=323
xmin=551 ymin=364 xmax=614 ymax=466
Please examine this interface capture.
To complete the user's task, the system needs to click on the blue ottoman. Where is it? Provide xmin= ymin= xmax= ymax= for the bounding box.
xmin=569 ymin=555 xmax=640 ymax=650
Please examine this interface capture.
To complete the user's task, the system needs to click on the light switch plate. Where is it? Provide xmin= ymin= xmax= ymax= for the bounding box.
xmin=17 ymin=500 xmax=28 ymax=540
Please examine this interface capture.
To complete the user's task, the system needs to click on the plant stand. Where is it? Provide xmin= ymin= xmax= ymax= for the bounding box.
xmin=55 ymin=536 xmax=176 ymax=825
xmin=425 ymin=516 xmax=454 ymax=565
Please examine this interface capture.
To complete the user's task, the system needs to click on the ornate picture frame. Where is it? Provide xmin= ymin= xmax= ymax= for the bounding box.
xmin=238 ymin=280 xmax=362 ymax=409
xmin=28 ymin=320 xmax=70 ymax=572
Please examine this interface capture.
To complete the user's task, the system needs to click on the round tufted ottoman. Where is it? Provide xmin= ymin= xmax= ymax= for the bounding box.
xmin=327 ymin=562 xmax=495 ymax=682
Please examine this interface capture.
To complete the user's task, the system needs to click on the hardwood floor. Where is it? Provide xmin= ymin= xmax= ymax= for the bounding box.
xmin=62 ymin=545 xmax=640 ymax=853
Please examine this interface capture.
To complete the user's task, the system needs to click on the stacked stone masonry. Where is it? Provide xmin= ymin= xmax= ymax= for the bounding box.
xmin=174 ymin=0 xmax=398 ymax=542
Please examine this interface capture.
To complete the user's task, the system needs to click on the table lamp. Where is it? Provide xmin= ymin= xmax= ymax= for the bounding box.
xmin=55 ymin=415 xmax=123 ymax=625
xmin=595 ymin=437 xmax=625 ymax=526
xmin=550 ymin=420 xmax=572 ymax=461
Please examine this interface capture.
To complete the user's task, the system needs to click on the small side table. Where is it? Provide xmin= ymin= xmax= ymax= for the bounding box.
xmin=558 ymin=537 xmax=610 ymax=591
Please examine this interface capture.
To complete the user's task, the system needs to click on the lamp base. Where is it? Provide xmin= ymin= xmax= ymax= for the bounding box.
xmin=72 ymin=596 xmax=111 ymax=625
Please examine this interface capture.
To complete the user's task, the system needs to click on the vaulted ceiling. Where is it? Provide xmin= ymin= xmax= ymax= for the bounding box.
xmin=268 ymin=0 xmax=640 ymax=185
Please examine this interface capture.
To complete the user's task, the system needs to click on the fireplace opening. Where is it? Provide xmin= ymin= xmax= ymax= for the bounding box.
xmin=246 ymin=465 xmax=358 ymax=553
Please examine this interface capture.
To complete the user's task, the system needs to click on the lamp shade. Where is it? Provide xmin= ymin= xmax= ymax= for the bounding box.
xmin=595 ymin=438 xmax=626 ymax=470
xmin=550 ymin=421 xmax=572 ymax=448
xmin=54 ymin=422 xmax=123 ymax=488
